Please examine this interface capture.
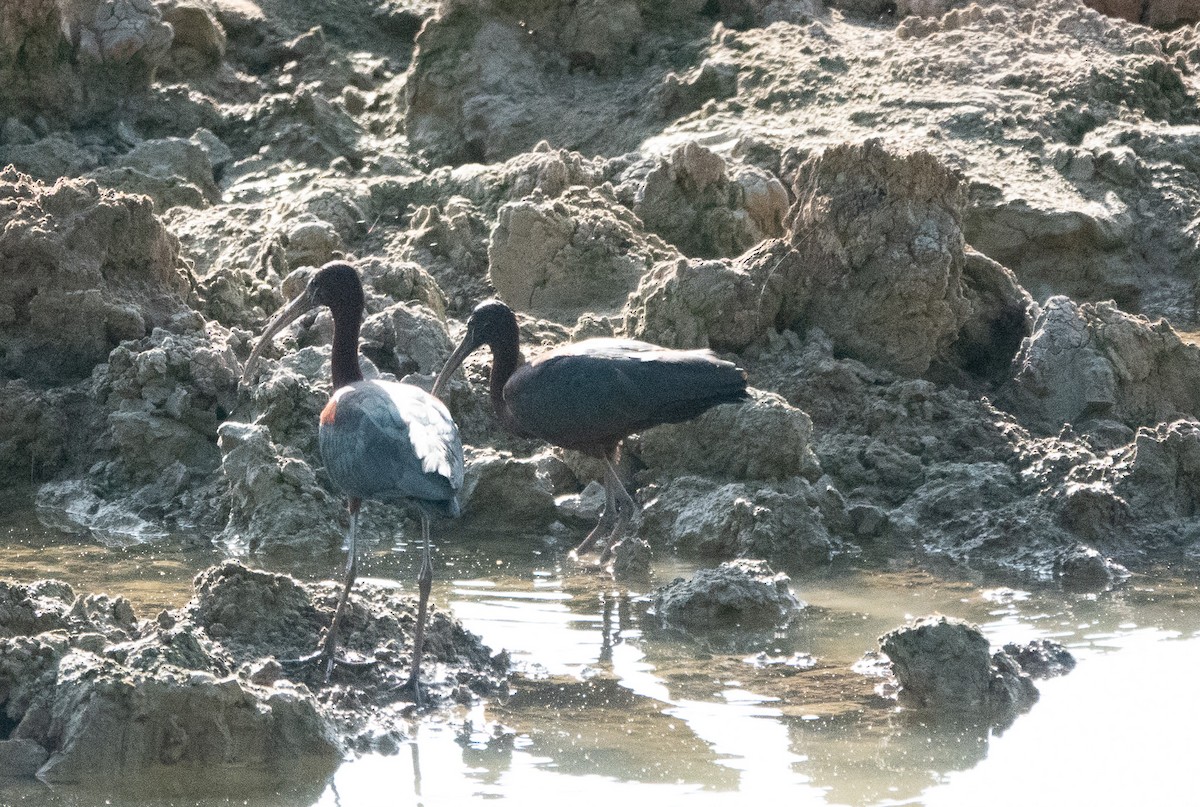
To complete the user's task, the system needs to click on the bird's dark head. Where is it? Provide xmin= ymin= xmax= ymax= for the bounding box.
xmin=432 ymin=299 xmax=520 ymax=400
xmin=243 ymin=261 xmax=365 ymax=382
xmin=464 ymin=299 xmax=519 ymax=350
xmin=304 ymin=261 xmax=365 ymax=316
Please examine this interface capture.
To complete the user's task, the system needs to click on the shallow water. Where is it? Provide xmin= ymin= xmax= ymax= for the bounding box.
xmin=2 ymin=488 xmax=1199 ymax=807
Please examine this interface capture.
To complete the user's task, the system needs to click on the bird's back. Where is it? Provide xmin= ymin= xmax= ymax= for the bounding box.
xmin=319 ymin=380 xmax=464 ymax=517
xmin=504 ymin=338 xmax=748 ymax=453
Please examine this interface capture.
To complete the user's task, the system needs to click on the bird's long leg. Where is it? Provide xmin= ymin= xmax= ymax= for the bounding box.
xmin=404 ymin=511 xmax=435 ymax=707
xmin=571 ymin=474 xmax=617 ymax=558
xmin=597 ymin=448 xmax=636 ymax=566
xmin=319 ymin=496 xmax=361 ymax=682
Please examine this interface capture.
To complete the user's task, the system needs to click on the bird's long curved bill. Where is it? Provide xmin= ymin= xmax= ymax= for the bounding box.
xmin=241 ymin=290 xmax=313 ymax=383
xmin=432 ymin=336 xmax=477 ymax=400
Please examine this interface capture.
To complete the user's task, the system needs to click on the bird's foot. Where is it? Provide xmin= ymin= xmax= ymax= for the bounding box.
xmin=278 ymin=649 xmax=377 ymax=683
xmin=385 ymin=672 xmax=426 ymax=708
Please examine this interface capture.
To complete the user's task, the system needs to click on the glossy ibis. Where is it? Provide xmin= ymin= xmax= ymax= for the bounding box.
xmin=243 ymin=261 xmax=463 ymax=704
xmin=432 ymin=299 xmax=747 ymax=564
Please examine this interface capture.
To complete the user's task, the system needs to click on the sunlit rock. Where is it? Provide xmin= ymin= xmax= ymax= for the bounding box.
xmin=650 ymin=559 xmax=801 ymax=634
xmin=880 ymin=615 xmax=1039 ymax=726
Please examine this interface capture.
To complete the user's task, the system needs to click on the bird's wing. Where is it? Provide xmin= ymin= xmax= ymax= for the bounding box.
xmin=320 ymin=381 xmax=464 ymax=506
xmin=505 ymin=339 xmax=747 ymax=448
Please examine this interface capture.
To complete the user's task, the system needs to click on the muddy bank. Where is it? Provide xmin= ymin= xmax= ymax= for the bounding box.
xmin=0 ymin=562 xmax=506 ymax=787
xmin=3 ymin=0 xmax=1200 ymax=704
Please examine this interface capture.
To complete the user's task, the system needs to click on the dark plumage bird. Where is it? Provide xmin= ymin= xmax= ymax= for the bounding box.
xmin=243 ymin=261 xmax=463 ymax=704
xmin=432 ymin=299 xmax=748 ymax=563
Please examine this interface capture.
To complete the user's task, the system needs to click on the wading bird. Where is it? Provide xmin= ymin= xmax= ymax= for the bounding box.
xmin=432 ymin=299 xmax=747 ymax=564
xmin=243 ymin=261 xmax=463 ymax=705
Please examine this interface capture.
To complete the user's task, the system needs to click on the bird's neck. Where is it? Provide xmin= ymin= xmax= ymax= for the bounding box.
xmin=489 ymin=339 xmax=524 ymax=428
xmin=331 ymin=305 xmax=365 ymax=390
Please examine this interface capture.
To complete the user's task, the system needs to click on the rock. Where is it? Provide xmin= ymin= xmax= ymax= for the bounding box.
xmin=1002 ymin=639 xmax=1077 ymax=679
xmin=654 ymin=60 xmax=740 ymax=121
xmin=360 ymin=302 xmax=453 ymax=378
xmin=0 ymin=579 xmax=77 ymax=638
xmin=183 ymin=562 xmax=507 ymax=704
xmin=70 ymin=0 xmax=175 ymax=65
xmin=880 ymin=615 xmax=1039 ymax=725
xmin=404 ymin=1 xmax=712 ymax=165
xmin=0 ymin=169 xmax=192 ymax=384
xmin=98 ymin=325 xmax=239 ymax=479
xmin=372 ymin=1 xmax=437 ymax=40
xmin=0 ymin=565 xmax=508 ymax=785
xmin=488 ymin=187 xmax=675 ymax=323
xmin=0 ymin=117 xmax=38 ymax=146
xmin=1007 ymin=297 xmax=1200 ymax=432
xmin=246 ymin=87 xmax=366 ymax=168
xmin=186 ymin=562 xmax=328 ymax=660
xmin=1056 ymin=544 xmax=1129 ymax=592
xmin=1084 ymin=0 xmax=1200 ymax=27
xmin=30 ymin=324 xmax=241 ymax=541
xmin=189 ymin=128 xmax=233 ymax=178
xmin=1082 ymin=0 xmax=1143 ymax=23
xmin=357 ymin=256 xmax=448 ymax=319
xmin=33 ymin=652 xmax=339 ymax=786
xmin=0 ymin=0 xmax=171 ymax=126
xmin=637 ymin=389 xmax=819 ymax=482
xmin=281 ymin=218 xmax=341 ymax=270
xmin=1112 ymin=421 xmax=1200 ymax=518
xmin=890 ymin=461 xmax=1081 ymax=579
xmin=217 ymin=421 xmax=342 ymax=552
xmin=650 ymin=559 xmax=801 ymax=635
xmin=460 ymin=449 xmax=558 ymax=531
xmin=630 ymin=142 xmax=788 ymax=258
xmin=36 ymin=480 xmax=171 ymax=545
xmin=89 ymin=134 xmax=224 ymax=211
xmin=744 ymin=0 xmax=824 ymax=25
xmin=114 ymin=136 xmax=221 ymax=204
xmin=623 ymin=254 xmax=774 ymax=350
xmin=783 ymin=140 xmax=972 ymax=376
xmin=640 ymin=475 xmax=847 ymax=567
xmin=555 ymin=479 xmax=607 ymax=525
xmin=87 ymin=165 xmax=211 ymax=210
xmin=1145 ymin=0 xmax=1200 ymax=27
xmin=0 ymin=136 xmax=100 ymax=181
xmin=611 ymin=535 xmax=653 ymax=580
xmin=159 ymin=0 xmax=228 ymax=74
xmin=829 ymin=0 xmax=896 ymax=16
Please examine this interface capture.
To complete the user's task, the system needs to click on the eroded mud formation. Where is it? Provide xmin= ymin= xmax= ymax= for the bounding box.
xmin=4 ymin=0 xmax=1200 ymax=778
xmin=0 ymin=563 xmax=505 ymax=784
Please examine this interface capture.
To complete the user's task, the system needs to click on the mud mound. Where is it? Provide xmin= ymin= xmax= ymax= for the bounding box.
xmin=0 ymin=381 xmax=71 ymax=482
xmin=489 ymin=185 xmax=677 ymax=323
xmin=650 ymin=559 xmax=801 ymax=637
xmin=1007 ymin=297 xmax=1200 ymax=432
xmin=640 ymin=475 xmax=850 ymax=568
xmin=0 ymin=563 xmax=508 ymax=787
xmin=636 ymin=388 xmax=819 ymax=482
xmin=881 ymin=615 xmax=1038 ymax=728
xmin=623 ymin=254 xmax=772 ymax=351
xmin=784 ymin=140 xmax=972 ymax=376
xmin=404 ymin=0 xmax=717 ymax=164
xmin=0 ymin=0 xmax=172 ymax=127
xmin=0 ymin=169 xmax=192 ymax=384
xmin=631 ymin=141 xmax=789 ymax=259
